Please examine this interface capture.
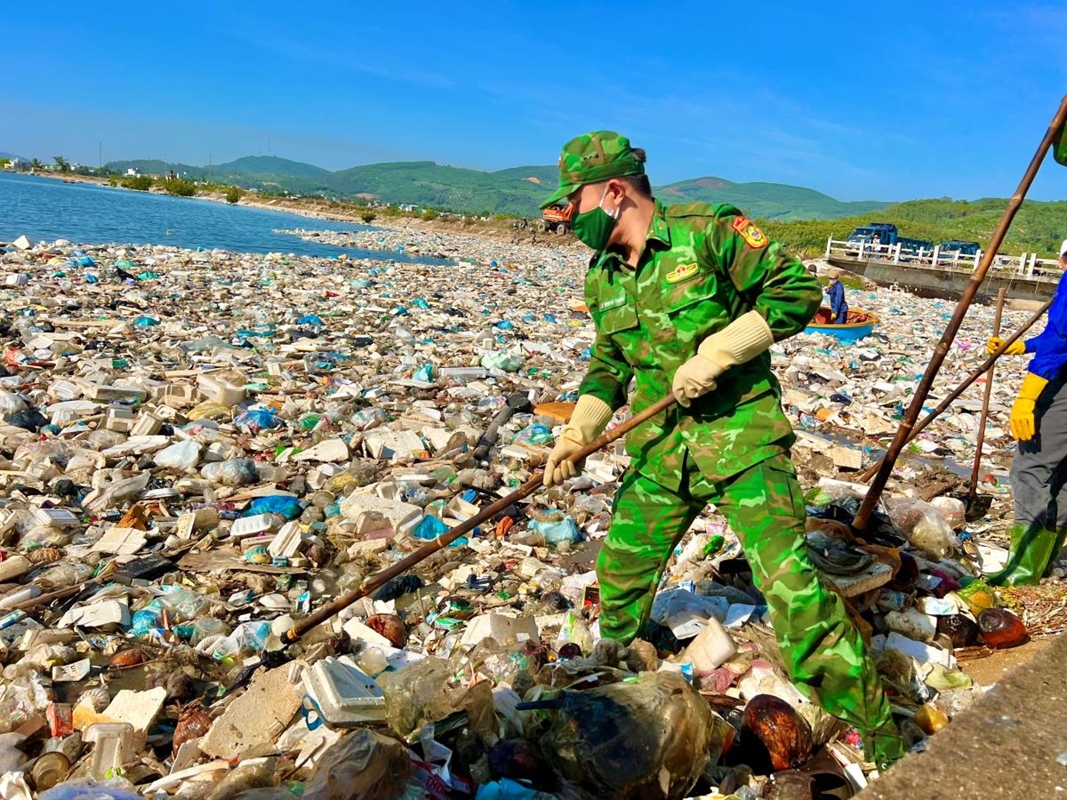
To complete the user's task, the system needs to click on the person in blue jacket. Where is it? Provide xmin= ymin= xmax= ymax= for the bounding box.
xmin=827 ymin=268 xmax=848 ymax=324
xmin=986 ymin=238 xmax=1067 ymax=584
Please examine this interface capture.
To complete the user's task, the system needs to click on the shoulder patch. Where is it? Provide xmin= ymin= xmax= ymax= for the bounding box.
xmin=731 ymin=216 xmax=767 ymax=249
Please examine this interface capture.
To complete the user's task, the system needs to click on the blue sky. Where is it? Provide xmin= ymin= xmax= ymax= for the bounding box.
xmin=3 ymin=1 xmax=1066 ymax=201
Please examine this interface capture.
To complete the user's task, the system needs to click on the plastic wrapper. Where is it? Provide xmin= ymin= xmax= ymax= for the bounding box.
xmin=304 ymin=728 xmax=412 ymax=800
xmin=929 ymin=496 xmax=967 ymax=531
xmin=529 ymin=671 xmax=723 ymax=799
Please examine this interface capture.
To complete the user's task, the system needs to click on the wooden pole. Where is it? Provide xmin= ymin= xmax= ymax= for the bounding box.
xmin=284 ymin=394 xmax=678 ymax=643
xmin=856 ymin=299 xmax=1051 ymax=483
xmin=853 ymin=94 xmax=1067 ymax=531
xmin=969 ymin=288 xmax=1007 ymax=499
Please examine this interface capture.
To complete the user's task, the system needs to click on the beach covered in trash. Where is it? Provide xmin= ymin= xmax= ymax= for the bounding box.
xmin=0 ymin=223 xmax=1058 ymax=799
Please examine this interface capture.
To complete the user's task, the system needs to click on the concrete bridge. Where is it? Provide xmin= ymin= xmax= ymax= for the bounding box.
xmin=824 ymin=238 xmax=1061 ymax=303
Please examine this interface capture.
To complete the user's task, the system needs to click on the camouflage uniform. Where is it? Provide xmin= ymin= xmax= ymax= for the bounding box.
xmin=544 ymin=132 xmax=900 ymax=763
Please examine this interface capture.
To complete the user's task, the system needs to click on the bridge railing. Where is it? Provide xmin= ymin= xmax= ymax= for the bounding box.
xmin=824 ymin=238 xmax=1062 ymax=279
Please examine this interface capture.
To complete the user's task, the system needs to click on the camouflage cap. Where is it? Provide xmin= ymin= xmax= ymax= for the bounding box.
xmin=540 ymin=131 xmax=645 ymax=209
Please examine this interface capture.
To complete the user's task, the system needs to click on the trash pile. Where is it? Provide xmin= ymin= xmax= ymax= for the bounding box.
xmin=0 ymin=231 xmax=1052 ymax=799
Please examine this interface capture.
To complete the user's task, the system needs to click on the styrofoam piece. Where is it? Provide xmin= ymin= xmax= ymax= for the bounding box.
xmin=681 ymin=617 xmax=737 ymax=674
xmin=268 ymin=522 xmax=303 ymax=558
xmin=197 ymin=373 xmax=246 ymax=407
xmin=230 ymin=514 xmax=278 ymax=538
xmin=301 ymin=655 xmax=386 ymax=725
xmin=33 ymin=507 xmax=81 ymax=528
xmin=873 ymin=631 xmax=955 ymax=669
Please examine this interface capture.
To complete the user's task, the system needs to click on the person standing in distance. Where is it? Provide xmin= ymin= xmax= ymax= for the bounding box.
xmin=540 ymin=131 xmax=903 ymax=766
xmin=987 ymin=238 xmax=1067 ymax=584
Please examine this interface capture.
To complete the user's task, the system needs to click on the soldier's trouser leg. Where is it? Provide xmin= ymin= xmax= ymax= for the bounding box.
xmin=994 ymin=378 xmax=1067 ymax=585
xmin=705 ymin=454 xmax=899 ymax=764
xmin=596 ymin=469 xmax=702 ymax=645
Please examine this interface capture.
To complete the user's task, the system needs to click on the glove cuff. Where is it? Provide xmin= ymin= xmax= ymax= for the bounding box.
xmin=561 ymin=395 xmax=614 ymax=445
xmin=1019 ymin=372 xmax=1049 ymax=401
xmin=696 ymin=310 xmax=775 ymax=375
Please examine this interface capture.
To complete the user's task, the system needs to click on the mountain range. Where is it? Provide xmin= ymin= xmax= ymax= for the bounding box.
xmin=96 ymin=155 xmax=888 ymax=221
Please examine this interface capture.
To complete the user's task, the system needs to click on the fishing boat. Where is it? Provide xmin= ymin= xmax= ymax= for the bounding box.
xmin=805 ymin=308 xmax=879 ymax=342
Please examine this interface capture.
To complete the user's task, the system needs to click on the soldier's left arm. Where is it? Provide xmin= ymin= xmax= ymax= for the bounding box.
xmin=707 ymin=211 xmax=822 ymax=340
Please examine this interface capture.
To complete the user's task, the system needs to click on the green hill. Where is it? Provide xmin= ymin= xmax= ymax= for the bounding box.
xmin=328 ymin=161 xmax=551 ymax=216
xmin=210 ymin=156 xmax=330 ymax=179
xmin=658 ymin=177 xmax=889 ymax=221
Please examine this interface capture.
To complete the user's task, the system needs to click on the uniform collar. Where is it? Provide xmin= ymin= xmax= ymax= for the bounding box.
xmin=647 ymin=200 xmax=671 ymax=247
xmin=589 ymin=199 xmax=670 ymax=272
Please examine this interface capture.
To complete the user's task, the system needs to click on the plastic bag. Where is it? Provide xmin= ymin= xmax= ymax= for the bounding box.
xmin=379 ymin=657 xmax=460 ymax=738
xmin=513 ymin=424 xmax=553 ymax=446
xmin=528 ymin=671 xmax=722 ymax=799
xmin=234 ymin=408 xmax=281 ymax=433
xmin=201 ymin=458 xmax=259 ymax=487
xmin=886 ymin=499 xmax=958 ymax=559
xmin=246 ymin=495 xmax=303 ymax=521
xmin=304 ymin=728 xmax=411 ymax=800
xmin=153 ymin=440 xmax=201 ymax=472
xmin=929 ymin=496 xmax=967 ymax=531
xmin=528 ymin=511 xmax=581 ymax=548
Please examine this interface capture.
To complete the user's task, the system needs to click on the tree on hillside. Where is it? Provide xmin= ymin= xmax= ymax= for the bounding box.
xmin=29 ymin=158 xmax=42 ymax=171
xmin=0 ymin=158 xmax=9 ymax=170
xmin=53 ymin=156 xmax=70 ymax=172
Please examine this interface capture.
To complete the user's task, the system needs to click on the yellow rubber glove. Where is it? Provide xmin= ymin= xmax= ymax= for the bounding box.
xmin=672 ymin=311 xmax=774 ymax=407
xmin=987 ymin=337 xmax=1026 ymax=356
xmin=543 ymin=395 xmax=614 ymax=488
xmin=1010 ymin=373 xmax=1048 ymax=441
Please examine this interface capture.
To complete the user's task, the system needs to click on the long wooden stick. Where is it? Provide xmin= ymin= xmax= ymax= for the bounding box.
xmin=284 ymin=394 xmax=678 ymax=643
xmin=969 ymin=288 xmax=1006 ymax=499
xmin=856 ymin=299 xmax=1051 ymax=483
xmin=853 ymin=94 xmax=1067 ymax=530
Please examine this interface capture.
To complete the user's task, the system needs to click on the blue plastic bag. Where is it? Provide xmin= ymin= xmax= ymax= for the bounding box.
xmin=529 ymin=511 xmax=582 ymax=547
xmin=234 ymin=408 xmax=281 ymax=433
xmin=415 ymin=515 xmax=466 ymax=548
xmin=246 ymin=495 xmax=303 ymax=521
xmin=296 ymin=313 xmax=324 ymax=326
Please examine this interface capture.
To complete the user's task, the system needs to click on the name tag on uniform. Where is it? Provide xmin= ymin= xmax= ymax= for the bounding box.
xmin=598 ymin=295 xmax=628 ymax=311
xmin=664 ymin=263 xmax=699 ymax=284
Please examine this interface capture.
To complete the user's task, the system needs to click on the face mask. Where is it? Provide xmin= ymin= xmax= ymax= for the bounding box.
xmin=572 ymin=187 xmax=619 ymax=251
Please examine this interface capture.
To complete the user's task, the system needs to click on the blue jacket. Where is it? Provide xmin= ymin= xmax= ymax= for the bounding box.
xmin=828 ymin=281 xmax=847 ymax=317
xmin=1026 ymin=271 xmax=1067 ymax=380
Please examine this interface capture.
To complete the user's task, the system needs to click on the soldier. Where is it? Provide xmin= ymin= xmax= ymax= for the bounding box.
xmin=541 ymin=131 xmax=902 ymax=766
xmin=986 ymin=237 xmax=1067 ymax=584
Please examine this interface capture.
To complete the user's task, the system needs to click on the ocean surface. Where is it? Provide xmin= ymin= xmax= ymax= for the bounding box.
xmin=0 ymin=171 xmax=451 ymax=264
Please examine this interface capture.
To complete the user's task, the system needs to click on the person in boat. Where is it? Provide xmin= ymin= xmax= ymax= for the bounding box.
xmin=986 ymin=237 xmax=1067 ymax=584
xmin=827 ymin=268 xmax=848 ymax=324
xmin=538 ymin=130 xmax=903 ymax=767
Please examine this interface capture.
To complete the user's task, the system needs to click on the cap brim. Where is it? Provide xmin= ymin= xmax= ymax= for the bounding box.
xmin=540 ymin=182 xmax=579 ymax=209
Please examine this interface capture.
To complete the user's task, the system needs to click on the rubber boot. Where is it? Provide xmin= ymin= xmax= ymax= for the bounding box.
xmin=987 ymin=524 xmax=1059 ymax=586
xmin=1042 ymin=526 xmax=1067 ymax=578
xmin=866 ymin=722 xmax=906 ymax=771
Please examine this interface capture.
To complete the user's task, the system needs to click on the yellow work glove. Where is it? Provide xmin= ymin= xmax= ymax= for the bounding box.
xmin=1010 ymin=373 xmax=1048 ymax=441
xmin=987 ymin=337 xmax=1026 ymax=356
xmin=672 ymin=311 xmax=774 ymax=407
xmin=543 ymin=395 xmax=614 ymax=488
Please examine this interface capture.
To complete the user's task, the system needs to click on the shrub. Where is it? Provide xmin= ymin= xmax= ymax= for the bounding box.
xmin=422 ymin=208 xmax=438 ymax=221
xmin=162 ymin=178 xmax=197 ymax=197
xmin=359 ymin=211 xmax=376 ymax=224
xmin=120 ymin=175 xmax=153 ymax=191
xmin=225 ymin=186 xmax=243 ymax=204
